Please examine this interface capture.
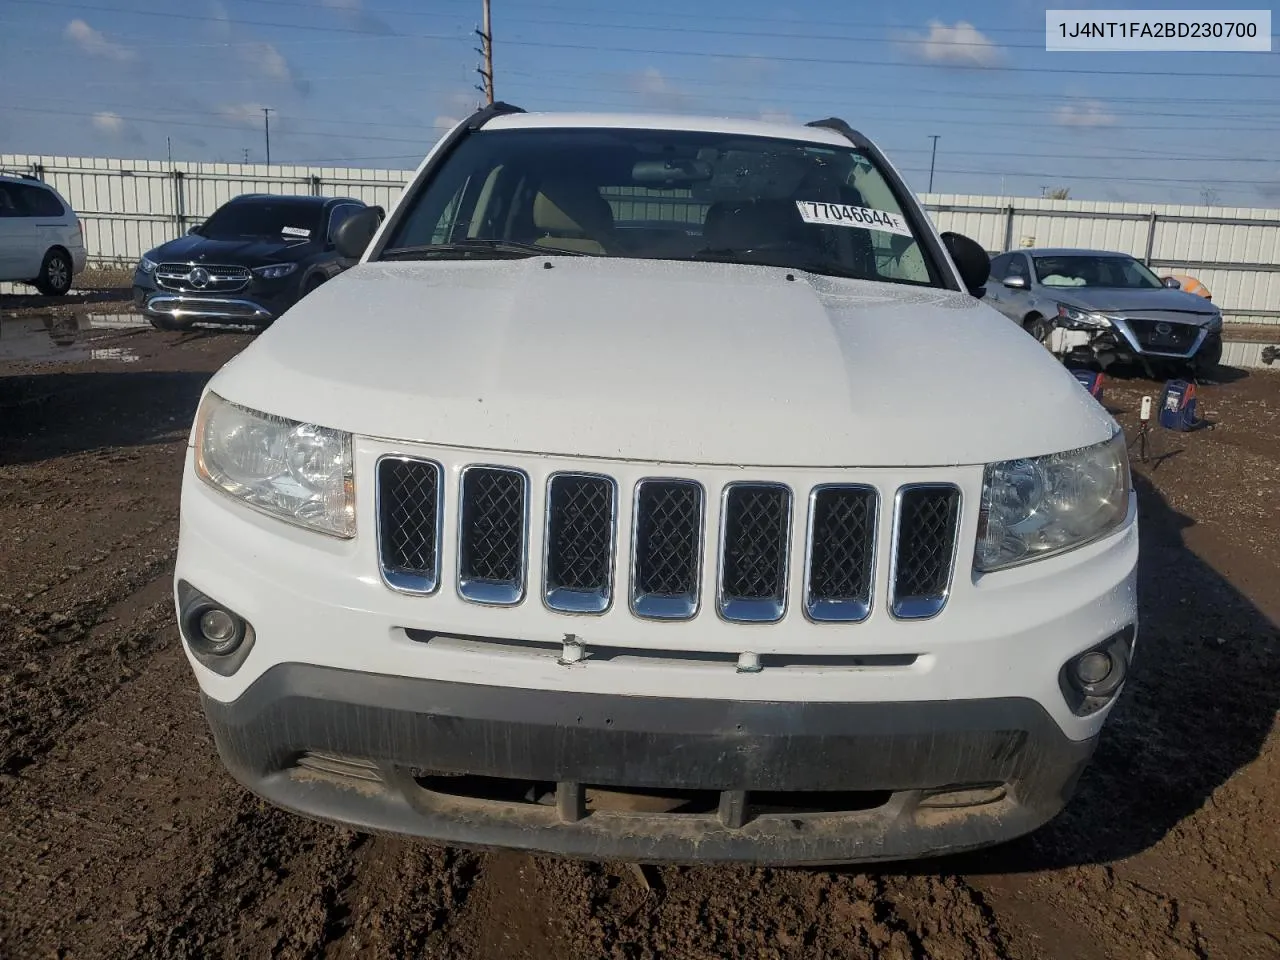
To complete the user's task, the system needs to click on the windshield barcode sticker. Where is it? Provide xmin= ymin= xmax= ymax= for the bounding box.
xmin=281 ymin=226 xmax=311 ymax=238
xmin=796 ymin=201 xmax=912 ymax=238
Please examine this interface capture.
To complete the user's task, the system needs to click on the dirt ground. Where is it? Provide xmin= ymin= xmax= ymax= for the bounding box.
xmin=1 ymin=291 xmax=1277 ymax=959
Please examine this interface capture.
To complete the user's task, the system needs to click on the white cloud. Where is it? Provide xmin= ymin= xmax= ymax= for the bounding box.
xmin=92 ymin=111 xmax=141 ymax=144
xmin=243 ymin=42 xmax=293 ymax=82
xmin=209 ymin=0 xmax=232 ymax=39
xmin=1054 ymin=100 xmax=1119 ymax=127
xmin=92 ymin=112 xmax=125 ymax=135
xmin=905 ymin=20 xmax=1001 ymax=67
xmin=629 ymin=67 xmax=694 ymax=112
xmin=217 ymin=102 xmax=271 ymax=128
xmin=65 ymin=19 xmax=137 ymax=63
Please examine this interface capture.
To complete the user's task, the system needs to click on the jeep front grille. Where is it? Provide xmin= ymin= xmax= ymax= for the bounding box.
xmin=457 ymin=467 xmax=528 ymax=605
xmin=376 ymin=456 xmax=443 ymax=594
xmin=544 ymin=473 xmax=616 ymax=613
xmin=375 ymin=468 xmax=962 ymax=623
xmin=805 ymin=485 xmax=877 ymax=622
xmin=718 ymin=483 xmax=791 ymax=622
xmin=631 ymin=480 xmax=704 ymax=620
xmin=890 ymin=485 xmax=961 ymax=620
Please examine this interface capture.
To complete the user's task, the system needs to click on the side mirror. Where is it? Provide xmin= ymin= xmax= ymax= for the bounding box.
xmin=940 ymin=231 xmax=990 ymax=297
xmin=1162 ymin=276 xmax=1181 ymax=289
xmin=333 ymin=207 xmax=383 ymax=259
xmin=187 ymin=224 xmax=202 ymax=236
xmin=1003 ymin=274 xmax=1029 ymax=290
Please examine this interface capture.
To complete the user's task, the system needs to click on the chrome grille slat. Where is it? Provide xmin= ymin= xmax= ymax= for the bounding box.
xmin=630 ymin=480 xmax=703 ymax=620
xmin=718 ymin=483 xmax=792 ymax=623
xmin=155 ymin=262 xmax=252 ymax=293
xmin=805 ymin=485 xmax=877 ymax=623
xmin=544 ymin=473 xmax=616 ymax=614
xmin=890 ymin=484 xmax=961 ymax=620
xmin=376 ymin=456 xmax=443 ymax=594
xmin=457 ymin=466 xmax=528 ymax=605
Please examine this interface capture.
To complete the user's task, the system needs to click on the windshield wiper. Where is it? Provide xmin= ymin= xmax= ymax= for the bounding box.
xmin=379 ymin=239 xmax=592 ymax=261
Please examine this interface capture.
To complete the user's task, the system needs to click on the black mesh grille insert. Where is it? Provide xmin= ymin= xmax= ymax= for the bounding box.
xmin=808 ymin=487 xmax=875 ymax=605
xmin=546 ymin=475 xmax=614 ymax=593
xmin=893 ymin=486 xmax=960 ymax=605
xmin=721 ymin=485 xmax=790 ymax=601
xmin=633 ymin=481 xmax=701 ymax=597
xmin=459 ymin=468 xmax=526 ymax=585
xmin=377 ymin=458 xmax=441 ymax=585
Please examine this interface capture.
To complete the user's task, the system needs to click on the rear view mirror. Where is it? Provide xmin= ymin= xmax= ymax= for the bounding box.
xmin=632 ymin=158 xmax=713 ymax=185
xmin=187 ymin=224 xmax=202 ymax=236
xmin=1162 ymin=276 xmax=1181 ymax=289
xmin=333 ymin=207 xmax=383 ymax=259
xmin=1003 ymin=274 xmax=1029 ymax=290
xmin=940 ymin=231 xmax=990 ymax=297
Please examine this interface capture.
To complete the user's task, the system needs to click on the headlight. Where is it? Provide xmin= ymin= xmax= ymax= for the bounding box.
xmin=194 ymin=393 xmax=354 ymax=538
xmin=253 ymin=263 xmax=298 ymax=279
xmin=1056 ymin=303 xmax=1111 ymax=329
xmin=139 ymin=255 xmax=157 ymax=274
xmin=1206 ymin=312 xmax=1223 ymax=332
xmin=976 ymin=431 xmax=1130 ymax=572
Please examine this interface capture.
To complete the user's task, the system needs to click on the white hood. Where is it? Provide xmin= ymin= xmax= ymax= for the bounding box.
xmin=210 ymin=258 xmax=1116 ymax=467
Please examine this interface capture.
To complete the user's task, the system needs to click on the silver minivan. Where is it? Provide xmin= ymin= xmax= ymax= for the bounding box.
xmin=0 ymin=172 xmax=88 ymax=295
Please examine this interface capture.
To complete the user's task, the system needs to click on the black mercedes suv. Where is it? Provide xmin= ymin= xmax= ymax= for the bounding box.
xmin=132 ymin=194 xmax=381 ymax=330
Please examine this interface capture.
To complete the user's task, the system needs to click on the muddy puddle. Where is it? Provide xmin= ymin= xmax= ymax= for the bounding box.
xmin=0 ymin=310 xmax=149 ymax=364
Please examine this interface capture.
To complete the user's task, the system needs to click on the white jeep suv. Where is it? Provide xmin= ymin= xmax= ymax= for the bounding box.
xmin=175 ymin=106 xmax=1137 ymax=864
xmin=0 ymin=171 xmax=87 ymax=295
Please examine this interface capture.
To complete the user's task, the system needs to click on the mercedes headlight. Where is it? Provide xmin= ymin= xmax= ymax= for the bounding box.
xmin=1056 ymin=303 xmax=1112 ymax=329
xmin=194 ymin=392 xmax=354 ymax=537
xmin=976 ymin=432 xmax=1130 ymax=572
xmin=138 ymin=254 xmax=157 ymax=274
xmin=253 ymin=263 xmax=297 ymax=279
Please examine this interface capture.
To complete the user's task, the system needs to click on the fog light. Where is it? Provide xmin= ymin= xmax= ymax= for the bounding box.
xmin=1060 ymin=626 xmax=1133 ymax=715
xmin=1075 ymin=651 xmax=1113 ymax=685
xmin=199 ymin=608 xmax=237 ymax=645
xmin=177 ymin=581 xmax=254 ymax=674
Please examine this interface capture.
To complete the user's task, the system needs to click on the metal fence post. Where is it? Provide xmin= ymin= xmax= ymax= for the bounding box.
xmin=31 ymin=162 xmax=44 ymax=181
xmin=173 ymin=170 xmax=186 ymax=235
xmin=1145 ymin=210 xmax=1158 ymax=266
xmin=1003 ymin=204 xmax=1015 ymax=252
xmin=310 ymin=174 xmax=322 ymax=196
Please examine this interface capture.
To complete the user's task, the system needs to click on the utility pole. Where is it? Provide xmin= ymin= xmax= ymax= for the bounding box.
xmin=263 ymin=107 xmax=273 ymax=165
xmin=475 ymin=0 xmax=494 ymax=105
xmin=927 ymin=135 xmax=940 ymax=193
xmin=242 ymin=147 xmax=249 ymax=164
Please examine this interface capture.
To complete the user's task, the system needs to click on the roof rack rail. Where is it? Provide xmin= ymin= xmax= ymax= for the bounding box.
xmin=466 ymin=101 xmax=525 ymax=131
xmin=0 ymin=169 xmax=41 ymax=181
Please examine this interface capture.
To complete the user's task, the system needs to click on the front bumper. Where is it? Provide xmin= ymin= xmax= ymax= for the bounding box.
xmin=203 ymin=663 xmax=1097 ymax=864
xmin=132 ymin=271 xmax=300 ymax=324
xmin=177 ymin=439 xmax=1139 ymax=862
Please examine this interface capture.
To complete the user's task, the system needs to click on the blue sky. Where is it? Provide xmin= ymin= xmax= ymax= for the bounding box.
xmin=2 ymin=0 xmax=1279 ymax=204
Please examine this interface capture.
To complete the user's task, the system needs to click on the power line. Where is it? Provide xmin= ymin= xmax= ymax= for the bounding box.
xmin=20 ymin=0 xmax=1280 ymax=79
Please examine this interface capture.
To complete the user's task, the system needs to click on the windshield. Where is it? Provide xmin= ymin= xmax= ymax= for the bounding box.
xmin=199 ymin=201 xmax=322 ymax=241
xmin=379 ymin=128 xmax=941 ymax=286
xmin=1032 ymin=255 xmax=1163 ymax=289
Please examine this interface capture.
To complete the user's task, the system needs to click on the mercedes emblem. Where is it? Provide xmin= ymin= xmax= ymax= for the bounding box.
xmin=1155 ymin=322 xmax=1172 ymax=335
xmin=188 ymin=267 xmax=211 ymax=289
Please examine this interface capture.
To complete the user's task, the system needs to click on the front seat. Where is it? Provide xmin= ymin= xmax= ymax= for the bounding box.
xmin=531 ymin=179 xmax=614 ymax=254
